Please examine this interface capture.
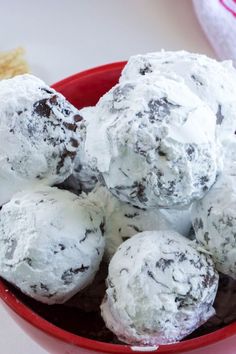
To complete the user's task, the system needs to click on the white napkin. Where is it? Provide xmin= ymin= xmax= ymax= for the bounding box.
xmin=193 ymin=0 xmax=236 ymax=63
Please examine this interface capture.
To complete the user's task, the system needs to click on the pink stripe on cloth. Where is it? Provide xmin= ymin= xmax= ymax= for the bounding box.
xmin=220 ymin=0 xmax=236 ymax=17
xmin=193 ymin=0 xmax=236 ymax=63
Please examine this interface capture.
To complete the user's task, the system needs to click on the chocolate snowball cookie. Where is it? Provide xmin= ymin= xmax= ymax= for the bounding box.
xmin=0 ymin=187 xmax=105 ymax=304
xmin=191 ymin=173 xmax=236 ymax=278
xmin=121 ymin=50 xmax=236 ymax=142
xmin=0 ymin=74 xmax=85 ymax=206
xmin=101 ymin=231 xmax=218 ymax=345
xmin=85 ymin=76 xmax=217 ymax=208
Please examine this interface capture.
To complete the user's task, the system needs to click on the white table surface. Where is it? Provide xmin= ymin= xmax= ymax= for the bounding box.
xmin=0 ymin=1 xmax=215 ymax=353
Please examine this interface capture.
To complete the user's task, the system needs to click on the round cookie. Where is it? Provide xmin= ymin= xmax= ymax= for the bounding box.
xmin=0 ymin=186 xmax=105 ymax=304
xmin=101 ymin=231 xmax=218 ymax=345
xmin=121 ymin=50 xmax=236 ymax=142
xmin=191 ymin=173 xmax=236 ymax=278
xmin=0 ymin=74 xmax=85 ymax=206
xmin=85 ymin=76 xmax=217 ymax=208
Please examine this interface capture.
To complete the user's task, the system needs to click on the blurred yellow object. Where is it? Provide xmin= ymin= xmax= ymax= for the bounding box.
xmin=0 ymin=47 xmax=29 ymax=79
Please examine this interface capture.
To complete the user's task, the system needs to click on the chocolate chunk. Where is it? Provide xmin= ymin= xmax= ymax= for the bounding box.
xmin=124 ymin=212 xmax=139 ymax=219
xmin=186 ymin=144 xmax=195 ymax=160
xmin=200 ymin=176 xmax=209 ymax=186
xmin=207 ymin=206 xmax=213 ymax=216
xmin=193 ymin=218 xmax=204 ymax=231
xmin=204 ymin=232 xmax=210 ymax=243
xmin=23 ymin=257 xmax=33 ymax=266
xmin=191 ymin=74 xmax=204 ymax=86
xmin=40 ymin=87 xmax=54 ymax=94
xmin=139 ymin=63 xmax=153 ymax=75
xmin=40 ymin=283 xmax=49 ymax=291
xmin=49 ymin=95 xmax=59 ymax=105
xmin=74 ymin=114 xmax=83 ymax=122
xmin=63 ymin=122 xmax=77 ymax=132
xmin=33 ymin=99 xmax=51 ymax=118
xmin=216 ymin=105 xmax=224 ymax=125
xmin=56 ymin=149 xmax=76 ymax=174
xmin=99 ymin=219 xmax=105 ymax=236
xmin=128 ymin=224 xmax=142 ymax=233
xmin=156 ymin=258 xmax=174 ymax=271
xmin=70 ymin=138 xmax=79 ymax=148
xmin=61 ymin=265 xmax=89 ymax=285
xmin=147 ymin=97 xmax=180 ymax=123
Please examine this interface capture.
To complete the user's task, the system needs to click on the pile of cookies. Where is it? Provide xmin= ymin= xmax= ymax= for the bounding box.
xmin=0 ymin=50 xmax=236 ymax=346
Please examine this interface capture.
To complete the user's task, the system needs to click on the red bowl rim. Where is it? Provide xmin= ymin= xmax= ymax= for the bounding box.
xmin=0 ymin=62 xmax=236 ymax=353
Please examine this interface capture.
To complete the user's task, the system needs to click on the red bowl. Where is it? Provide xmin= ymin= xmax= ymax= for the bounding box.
xmin=1 ymin=62 xmax=236 ymax=354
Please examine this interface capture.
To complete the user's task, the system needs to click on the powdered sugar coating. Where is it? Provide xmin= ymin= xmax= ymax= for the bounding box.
xmin=101 ymin=231 xmax=218 ymax=345
xmin=121 ymin=50 xmax=236 ymax=142
xmin=0 ymin=74 xmax=85 ymax=206
xmin=88 ymin=186 xmax=192 ymax=259
xmin=191 ymin=173 xmax=236 ymax=278
xmin=0 ymin=187 xmax=105 ymax=304
xmin=60 ymin=107 xmax=100 ymax=195
xmin=85 ymin=76 xmax=217 ymax=208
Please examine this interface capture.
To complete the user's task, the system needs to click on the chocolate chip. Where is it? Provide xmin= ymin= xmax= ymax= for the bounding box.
xmin=208 ymin=206 xmax=213 ymax=216
xmin=40 ymin=87 xmax=54 ymax=94
xmin=74 ymin=114 xmax=83 ymax=122
xmin=216 ymin=105 xmax=224 ymax=125
xmin=122 ymin=236 xmax=129 ymax=241
xmin=193 ymin=218 xmax=204 ymax=231
xmin=49 ymin=95 xmax=59 ymax=105
xmin=147 ymin=270 xmax=169 ymax=289
xmin=80 ymin=228 xmax=96 ymax=243
xmin=17 ymin=108 xmax=27 ymax=115
xmin=63 ymin=122 xmax=77 ymax=132
xmin=200 ymin=176 xmax=209 ymax=186
xmin=204 ymin=232 xmax=210 ymax=243
xmin=186 ymin=144 xmax=195 ymax=161
xmin=40 ymin=283 xmax=49 ymax=291
xmin=33 ymin=99 xmax=51 ymax=118
xmin=124 ymin=212 xmax=139 ymax=219
xmin=158 ymin=150 xmax=166 ymax=157
xmin=56 ymin=149 xmax=76 ymax=173
xmin=128 ymin=224 xmax=141 ymax=233
xmin=61 ymin=265 xmax=89 ymax=285
xmin=100 ymin=219 xmax=105 ymax=236
xmin=30 ymin=284 xmax=37 ymax=293
xmin=70 ymin=137 xmax=79 ymax=148
xmin=148 ymin=97 xmax=180 ymax=123
xmin=202 ymin=271 xmax=216 ymax=288
xmin=191 ymin=74 xmax=204 ymax=86
xmin=156 ymin=258 xmax=174 ymax=271
xmin=139 ymin=63 xmax=152 ymax=75
xmin=23 ymin=257 xmax=33 ymax=266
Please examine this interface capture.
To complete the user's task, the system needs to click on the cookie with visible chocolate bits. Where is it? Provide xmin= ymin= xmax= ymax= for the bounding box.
xmin=101 ymin=231 xmax=218 ymax=346
xmin=0 ymin=74 xmax=85 ymax=206
xmin=121 ymin=50 xmax=236 ymax=142
xmin=0 ymin=186 xmax=105 ymax=304
xmin=85 ymin=75 xmax=217 ymax=208
xmin=191 ymin=172 xmax=236 ymax=278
